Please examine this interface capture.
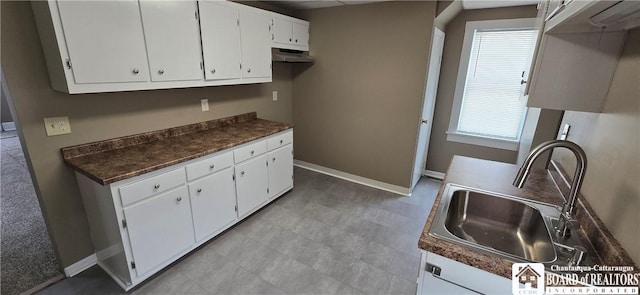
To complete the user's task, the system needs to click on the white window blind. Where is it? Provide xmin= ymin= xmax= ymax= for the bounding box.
xmin=457 ymin=29 xmax=538 ymax=140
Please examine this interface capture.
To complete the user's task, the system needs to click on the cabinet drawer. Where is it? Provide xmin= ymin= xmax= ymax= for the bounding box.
xmin=119 ymin=168 xmax=186 ymax=207
xmin=186 ymin=152 xmax=233 ymax=181
xmin=267 ymin=130 xmax=293 ymax=151
xmin=233 ymin=140 xmax=266 ymax=163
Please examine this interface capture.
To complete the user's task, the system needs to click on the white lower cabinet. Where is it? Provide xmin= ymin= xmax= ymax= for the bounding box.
xmin=235 ymin=154 xmax=269 ymax=218
xmin=75 ymin=129 xmax=293 ymax=290
xmin=123 ymin=186 xmax=194 ymax=277
xmin=188 ymin=167 xmax=237 ymax=242
xmin=268 ymin=144 xmax=293 ymax=199
xmin=417 ymin=251 xmax=511 ymax=295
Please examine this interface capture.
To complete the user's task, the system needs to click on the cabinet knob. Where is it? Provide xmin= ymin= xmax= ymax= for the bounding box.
xmin=247 ymin=68 xmax=251 ymax=73
xmin=289 ymin=38 xmax=292 ymax=42
xmin=177 ymin=196 xmax=182 ymax=202
xmin=158 ymin=69 xmax=165 ymax=75
xmin=154 ymin=184 xmax=160 ymax=190
xmin=197 ymin=188 xmax=202 ymax=193
xmin=295 ymin=39 xmax=298 ymax=43
xmin=132 ymin=68 xmax=140 ymax=75
xmin=521 ymin=79 xmax=527 ymax=85
xmin=241 ymin=171 xmax=245 ymax=176
xmin=272 ymin=157 xmax=276 ymax=162
xmin=210 ymin=164 xmax=215 ymax=169
xmin=280 ymin=139 xmax=283 ymax=144
xmin=250 ymin=150 xmax=255 ymax=155
xmin=211 ymin=69 xmax=216 ymax=74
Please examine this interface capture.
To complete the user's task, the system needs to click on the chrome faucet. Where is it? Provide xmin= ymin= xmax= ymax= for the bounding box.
xmin=513 ymin=140 xmax=587 ymax=238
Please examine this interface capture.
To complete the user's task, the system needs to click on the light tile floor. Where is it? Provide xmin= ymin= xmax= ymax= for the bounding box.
xmin=37 ymin=167 xmax=440 ymax=295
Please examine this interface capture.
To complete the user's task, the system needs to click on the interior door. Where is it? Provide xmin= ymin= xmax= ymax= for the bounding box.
xmin=139 ymin=0 xmax=203 ymax=82
xmin=412 ymin=27 xmax=445 ymax=190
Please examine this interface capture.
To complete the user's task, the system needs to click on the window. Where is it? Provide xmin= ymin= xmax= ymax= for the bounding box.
xmin=447 ymin=19 xmax=538 ymax=151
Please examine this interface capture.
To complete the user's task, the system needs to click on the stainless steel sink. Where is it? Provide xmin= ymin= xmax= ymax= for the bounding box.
xmin=430 ymin=184 xmax=592 ymax=267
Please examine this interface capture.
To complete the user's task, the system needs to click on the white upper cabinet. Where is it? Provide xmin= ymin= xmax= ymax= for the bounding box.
xmin=271 ymin=15 xmax=309 ymax=51
xmin=56 ymin=1 xmax=150 ymax=84
xmin=198 ymin=0 xmax=242 ymax=81
xmin=139 ymin=0 xmax=204 ymax=82
xmin=239 ymin=7 xmax=272 ymax=79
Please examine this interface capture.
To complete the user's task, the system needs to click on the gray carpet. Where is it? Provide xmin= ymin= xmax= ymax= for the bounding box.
xmin=1 ymin=131 xmax=62 ymax=295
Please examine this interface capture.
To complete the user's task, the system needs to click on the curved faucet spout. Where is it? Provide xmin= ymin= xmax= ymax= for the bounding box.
xmin=513 ymin=140 xmax=587 ymax=237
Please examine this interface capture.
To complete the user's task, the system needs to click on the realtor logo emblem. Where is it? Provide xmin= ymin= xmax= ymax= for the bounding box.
xmin=513 ymin=263 xmax=545 ymax=295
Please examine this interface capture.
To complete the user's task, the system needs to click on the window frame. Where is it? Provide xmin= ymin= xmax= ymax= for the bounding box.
xmin=447 ymin=18 xmax=537 ymax=151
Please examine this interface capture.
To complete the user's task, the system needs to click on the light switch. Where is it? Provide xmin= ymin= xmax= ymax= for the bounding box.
xmin=201 ymin=99 xmax=209 ymax=112
xmin=44 ymin=116 xmax=72 ymax=136
xmin=560 ymin=123 xmax=571 ymax=140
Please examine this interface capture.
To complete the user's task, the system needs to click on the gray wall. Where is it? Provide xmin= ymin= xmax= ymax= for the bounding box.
xmin=552 ymin=29 xmax=640 ymax=264
xmin=1 ymin=1 xmax=293 ymax=268
xmin=292 ymin=1 xmax=436 ymax=188
xmin=425 ymin=6 xmax=538 ymax=173
xmin=1 ymin=82 xmax=13 ymax=123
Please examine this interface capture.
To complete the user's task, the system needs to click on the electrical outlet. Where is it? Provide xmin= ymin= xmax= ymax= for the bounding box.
xmin=272 ymin=91 xmax=278 ymax=101
xmin=201 ymin=99 xmax=209 ymax=112
xmin=560 ymin=123 xmax=571 ymax=140
xmin=43 ymin=116 xmax=71 ymax=136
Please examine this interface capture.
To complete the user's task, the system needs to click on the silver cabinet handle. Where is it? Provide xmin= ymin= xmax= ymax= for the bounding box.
xmin=211 ymin=69 xmax=216 ymax=74
xmin=154 ymin=184 xmax=160 ymax=189
xmin=241 ymin=171 xmax=245 ymax=176
xmin=209 ymin=164 xmax=215 ymax=169
xmin=197 ymin=188 xmax=202 ymax=193
xmin=132 ymin=68 xmax=140 ymax=74
xmin=177 ymin=196 xmax=182 ymax=202
xmin=158 ymin=69 xmax=165 ymax=75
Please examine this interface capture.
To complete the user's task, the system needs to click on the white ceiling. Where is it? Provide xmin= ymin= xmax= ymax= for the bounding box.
xmin=267 ymin=0 xmax=539 ymax=11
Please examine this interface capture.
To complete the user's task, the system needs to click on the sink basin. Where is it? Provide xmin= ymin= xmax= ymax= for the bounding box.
xmin=429 ymin=183 xmax=592 ymax=266
xmin=443 ymin=188 xmax=556 ymax=262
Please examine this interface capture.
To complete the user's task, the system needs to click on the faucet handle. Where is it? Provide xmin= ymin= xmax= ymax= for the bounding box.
xmin=568 ymin=246 xmax=587 ymax=266
xmin=556 ymin=213 xmax=580 ymax=238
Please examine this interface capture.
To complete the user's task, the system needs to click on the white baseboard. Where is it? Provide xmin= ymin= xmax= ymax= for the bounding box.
xmin=1 ymin=121 xmax=16 ymax=131
xmin=424 ymin=170 xmax=445 ymax=180
xmin=64 ymin=253 xmax=97 ymax=277
xmin=294 ymin=160 xmax=411 ymax=196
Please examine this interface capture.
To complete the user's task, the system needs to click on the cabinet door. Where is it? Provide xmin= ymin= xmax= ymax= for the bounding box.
xmin=57 ymin=1 xmax=149 ymax=84
xmin=188 ymin=168 xmax=237 ymax=242
xmin=239 ymin=8 xmax=272 ymax=79
xmin=139 ymin=0 xmax=203 ymax=82
xmin=293 ymin=22 xmax=309 ymax=49
xmin=199 ymin=1 xmax=242 ymax=81
xmin=268 ymin=145 xmax=293 ymax=199
xmin=272 ymin=18 xmax=292 ymax=45
xmin=235 ymin=154 xmax=268 ymax=218
xmin=123 ymin=186 xmax=194 ymax=277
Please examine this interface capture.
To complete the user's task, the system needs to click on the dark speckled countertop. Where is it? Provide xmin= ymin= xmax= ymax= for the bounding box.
xmin=419 ymin=156 xmax=637 ymax=279
xmin=62 ymin=113 xmax=293 ymax=185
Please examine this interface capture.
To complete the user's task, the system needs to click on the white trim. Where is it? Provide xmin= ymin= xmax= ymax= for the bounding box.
xmin=1 ymin=121 xmax=16 ymax=131
xmin=446 ymin=131 xmax=520 ymax=151
xmin=294 ymin=160 xmax=411 ymax=196
xmin=424 ymin=170 xmax=445 ymax=180
xmin=64 ymin=253 xmax=97 ymax=277
xmin=447 ymin=18 xmax=537 ymax=151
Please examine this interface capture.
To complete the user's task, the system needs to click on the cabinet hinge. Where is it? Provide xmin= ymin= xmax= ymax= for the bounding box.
xmin=195 ymin=10 xmax=198 ymax=20
xmin=266 ymin=160 xmax=269 ymax=167
xmin=200 ymin=62 xmax=203 ymax=70
xmin=240 ymin=64 xmax=242 ymax=70
xmin=267 ymin=188 xmax=269 ymax=194
xmin=121 ymin=219 xmax=127 ymax=228
xmin=232 ymin=174 xmax=235 ymax=181
xmin=237 ymin=19 xmax=240 ymax=26
xmin=131 ymin=261 xmax=136 ymax=269
xmin=65 ymin=58 xmax=72 ymax=69
xmin=425 ymin=263 xmax=441 ymax=276
xmin=234 ymin=205 xmax=238 ymax=212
